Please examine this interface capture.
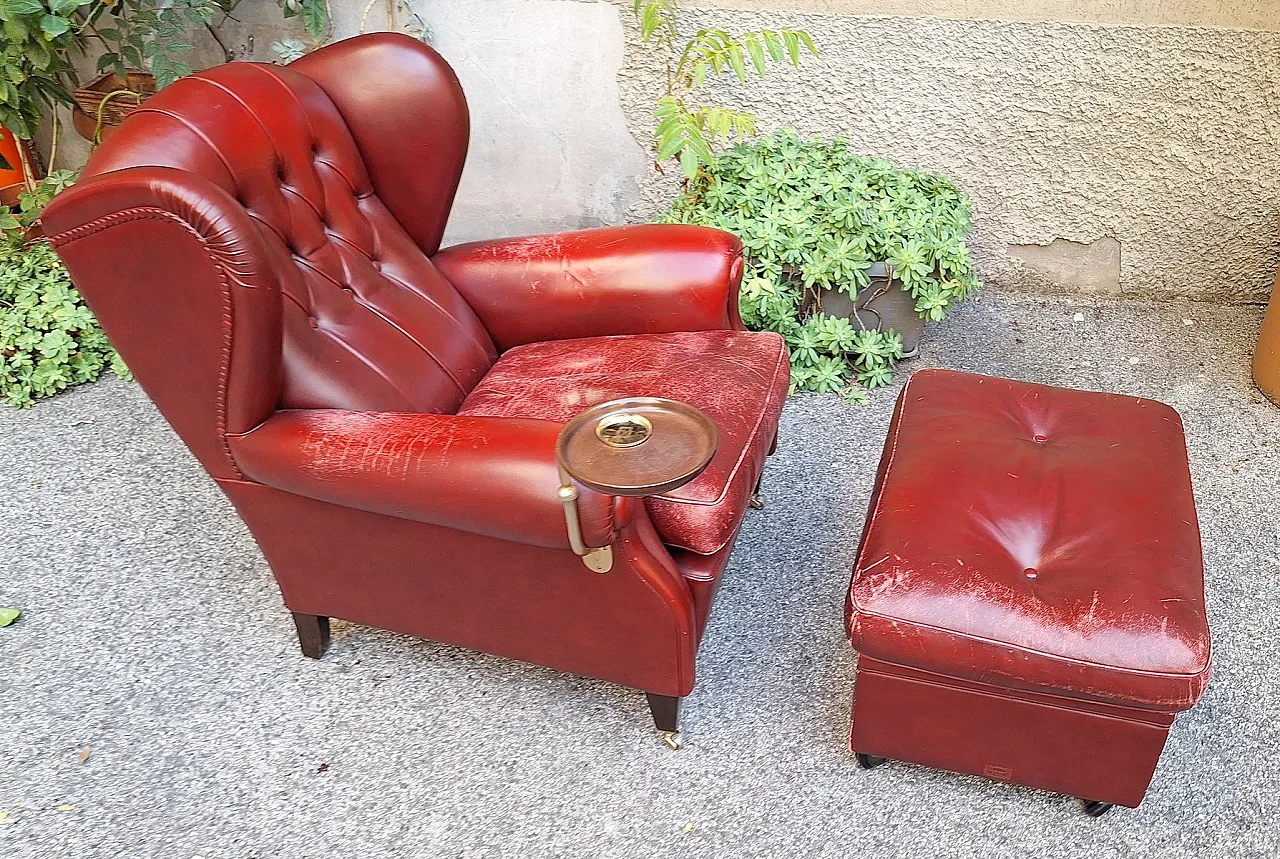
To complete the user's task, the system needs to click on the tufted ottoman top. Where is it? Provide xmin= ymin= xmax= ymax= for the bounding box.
xmin=846 ymin=369 xmax=1212 ymax=711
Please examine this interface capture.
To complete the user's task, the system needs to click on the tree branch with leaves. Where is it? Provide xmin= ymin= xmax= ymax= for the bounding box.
xmin=633 ymin=1 xmax=818 ymax=178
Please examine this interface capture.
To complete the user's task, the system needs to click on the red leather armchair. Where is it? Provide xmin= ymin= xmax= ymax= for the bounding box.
xmin=44 ymin=34 xmax=789 ymax=739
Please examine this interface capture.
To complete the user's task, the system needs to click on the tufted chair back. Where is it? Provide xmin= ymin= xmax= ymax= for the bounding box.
xmin=45 ymin=35 xmax=497 ymax=479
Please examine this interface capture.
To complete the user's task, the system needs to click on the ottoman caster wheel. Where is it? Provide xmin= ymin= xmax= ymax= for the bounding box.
xmin=1081 ymin=800 xmax=1114 ymax=818
xmin=661 ymin=731 xmax=682 ymax=750
xmin=855 ymin=752 xmax=887 ymax=770
xmin=749 ymin=475 xmax=765 ymax=510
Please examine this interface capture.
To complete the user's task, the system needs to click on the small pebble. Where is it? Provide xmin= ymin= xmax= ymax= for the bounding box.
xmin=1183 ymin=318 xmax=1195 ymax=326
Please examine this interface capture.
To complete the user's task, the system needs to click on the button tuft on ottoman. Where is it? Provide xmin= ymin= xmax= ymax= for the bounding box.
xmin=845 ymin=369 xmax=1212 ymax=811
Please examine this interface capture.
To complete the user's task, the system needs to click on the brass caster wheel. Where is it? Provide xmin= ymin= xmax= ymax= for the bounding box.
xmin=1081 ymin=800 xmax=1114 ymax=818
xmin=749 ymin=491 xmax=765 ymax=510
xmin=661 ymin=731 xmax=682 ymax=750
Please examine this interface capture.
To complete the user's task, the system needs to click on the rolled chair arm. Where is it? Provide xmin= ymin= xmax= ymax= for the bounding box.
xmin=227 ymin=410 xmax=619 ymax=550
xmin=431 ymin=224 xmax=745 ymax=351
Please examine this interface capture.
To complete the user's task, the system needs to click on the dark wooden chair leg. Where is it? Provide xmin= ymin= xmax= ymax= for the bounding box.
xmin=292 ymin=612 xmax=330 ymax=659
xmin=645 ymin=692 xmax=682 ymax=745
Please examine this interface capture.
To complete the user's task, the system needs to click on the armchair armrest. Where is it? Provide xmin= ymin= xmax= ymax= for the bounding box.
xmin=226 ymin=410 xmax=618 ymax=550
xmin=431 ymin=225 xmax=745 ymax=351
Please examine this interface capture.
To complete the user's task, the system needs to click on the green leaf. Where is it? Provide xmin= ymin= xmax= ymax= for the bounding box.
xmin=744 ymin=34 xmax=766 ymax=77
xmin=39 ymin=15 xmax=70 ymax=38
xmin=679 ymin=145 xmax=699 ymax=179
xmin=726 ymin=43 xmax=747 ymax=82
xmin=0 ymin=607 xmax=19 ymax=627
xmin=5 ymin=0 xmax=45 ymax=15
xmin=763 ymin=30 xmax=785 ymax=62
xmin=299 ymin=0 xmax=327 ymax=38
xmin=798 ymin=30 xmax=820 ymax=58
xmin=783 ymin=29 xmax=801 ymax=67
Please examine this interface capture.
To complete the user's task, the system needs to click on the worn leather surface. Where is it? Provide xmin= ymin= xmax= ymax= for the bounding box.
xmin=459 ymin=330 xmax=790 ymax=555
xmin=846 ymin=369 xmax=1212 ymax=710
xmin=44 ymin=34 xmax=778 ymax=698
xmin=432 ymin=226 xmax=745 ymax=351
xmin=227 ymin=410 xmax=617 ymax=549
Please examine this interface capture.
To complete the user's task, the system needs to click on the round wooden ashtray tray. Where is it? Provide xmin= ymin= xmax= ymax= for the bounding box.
xmin=556 ymin=398 xmax=718 ymax=496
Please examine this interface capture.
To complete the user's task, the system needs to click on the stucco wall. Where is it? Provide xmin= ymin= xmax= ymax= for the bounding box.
xmin=51 ymin=0 xmax=647 ymax=246
xmin=688 ymin=1 xmax=1280 ymax=31
xmin=47 ymin=0 xmax=1280 ymax=300
xmin=619 ymin=7 xmax=1280 ymax=301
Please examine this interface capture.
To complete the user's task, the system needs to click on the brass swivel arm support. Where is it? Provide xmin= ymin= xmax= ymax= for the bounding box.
xmin=557 ymin=466 xmax=615 ymax=573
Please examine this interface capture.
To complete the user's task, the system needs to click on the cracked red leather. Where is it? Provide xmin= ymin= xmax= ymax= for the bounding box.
xmin=432 ymin=225 xmax=746 ymax=352
xmin=458 ymin=330 xmax=789 ymax=555
xmin=227 ymin=410 xmax=617 ymax=549
xmin=846 ymin=369 xmax=1212 ymax=711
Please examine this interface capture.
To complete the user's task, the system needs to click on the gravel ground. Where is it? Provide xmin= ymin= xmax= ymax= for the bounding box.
xmin=1 ymin=291 xmax=1277 ymax=858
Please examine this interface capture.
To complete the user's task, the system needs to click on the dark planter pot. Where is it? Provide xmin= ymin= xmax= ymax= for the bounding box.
xmin=806 ymin=262 xmax=925 ymax=358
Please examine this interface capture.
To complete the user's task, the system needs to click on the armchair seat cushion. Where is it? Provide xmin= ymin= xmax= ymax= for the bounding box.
xmin=458 ymin=330 xmax=789 ymax=555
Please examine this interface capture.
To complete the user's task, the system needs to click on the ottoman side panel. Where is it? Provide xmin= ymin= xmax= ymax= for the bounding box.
xmin=850 ymin=659 xmax=1172 ymax=808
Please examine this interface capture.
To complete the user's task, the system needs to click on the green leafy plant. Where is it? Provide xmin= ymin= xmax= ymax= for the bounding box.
xmin=0 ymin=172 xmax=129 ymax=408
xmin=0 ymin=168 xmax=76 ymax=233
xmin=661 ymin=129 xmax=980 ymax=395
xmin=1 ymin=0 xmax=328 ymax=172
xmin=274 ymin=0 xmax=432 ymax=63
xmin=0 ymin=0 xmax=88 ymax=153
xmin=632 ymin=1 xmax=818 ymax=177
xmin=278 ymin=0 xmax=326 ymax=41
xmin=277 ymin=0 xmax=327 ymax=46
xmin=91 ymin=0 xmax=219 ymax=89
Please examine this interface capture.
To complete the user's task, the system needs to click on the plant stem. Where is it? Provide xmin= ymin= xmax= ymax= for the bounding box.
xmin=48 ymin=113 xmax=60 ymax=174
xmin=203 ymin=20 xmax=233 ymax=62
xmin=15 ymin=144 xmax=36 ymax=194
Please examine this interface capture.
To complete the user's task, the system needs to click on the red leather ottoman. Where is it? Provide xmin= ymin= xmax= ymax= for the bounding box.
xmin=845 ymin=369 xmax=1212 ymax=815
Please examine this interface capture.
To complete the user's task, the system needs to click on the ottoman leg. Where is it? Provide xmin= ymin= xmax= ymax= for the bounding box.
xmin=1081 ymin=800 xmax=1115 ymax=818
xmin=749 ymin=475 xmax=765 ymax=510
xmin=855 ymin=752 xmax=888 ymax=770
xmin=645 ymin=693 xmax=683 ymax=749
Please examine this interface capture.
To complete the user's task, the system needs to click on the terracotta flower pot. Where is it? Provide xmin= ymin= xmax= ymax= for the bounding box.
xmin=1252 ymin=267 xmax=1280 ymax=404
xmin=0 ymin=126 xmax=27 ymax=187
xmin=0 ymin=124 xmax=42 ymax=190
xmin=72 ymin=70 xmax=156 ymax=143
